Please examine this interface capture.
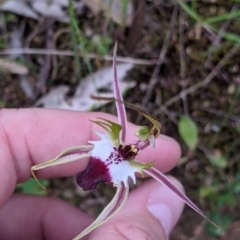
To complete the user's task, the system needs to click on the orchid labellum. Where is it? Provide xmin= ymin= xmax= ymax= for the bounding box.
xmin=31 ymin=43 xmax=219 ymax=240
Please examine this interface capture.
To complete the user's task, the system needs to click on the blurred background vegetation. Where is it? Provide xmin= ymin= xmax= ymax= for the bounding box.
xmin=0 ymin=0 xmax=240 ymax=239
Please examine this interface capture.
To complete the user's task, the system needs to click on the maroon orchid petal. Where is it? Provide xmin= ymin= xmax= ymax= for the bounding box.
xmin=77 ymin=157 xmax=111 ymax=190
xmin=113 ymin=42 xmax=127 ymax=143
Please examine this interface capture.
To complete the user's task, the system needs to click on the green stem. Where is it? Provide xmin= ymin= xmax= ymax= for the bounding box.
xmin=69 ymin=0 xmax=94 ymax=81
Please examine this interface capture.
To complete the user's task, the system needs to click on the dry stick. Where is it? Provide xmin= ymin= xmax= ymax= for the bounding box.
xmin=204 ymin=3 xmax=239 ymax=68
xmin=51 ymin=28 xmax=70 ymax=80
xmin=179 ymin=8 xmax=189 ymax=116
xmin=25 ymin=18 xmax=55 ymax=46
xmin=0 ymin=48 xmax=156 ymax=66
xmin=24 ymin=18 xmax=55 ymax=66
xmin=38 ymin=27 xmax=53 ymax=94
xmin=161 ymin=106 xmax=178 ymax=125
xmin=142 ymin=5 xmax=179 ymax=106
xmin=156 ymin=43 xmax=240 ymax=115
xmin=200 ymin=107 xmax=240 ymax=122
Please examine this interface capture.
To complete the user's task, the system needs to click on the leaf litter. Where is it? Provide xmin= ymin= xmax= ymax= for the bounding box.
xmin=35 ymin=63 xmax=135 ymax=111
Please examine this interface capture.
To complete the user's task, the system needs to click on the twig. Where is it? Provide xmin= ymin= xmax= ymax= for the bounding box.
xmin=161 ymin=107 xmax=178 ymax=125
xmin=38 ymin=27 xmax=53 ymax=94
xmin=24 ymin=18 xmax=55 ymax=65
xmin=156 ymin=43 xmax=240 ymax=115
xmin=142 ymin=5 xmax=179 ymax=105
xmin=51 ymin=28 xmax=70 ymax=80
xmin=0 ymin=48 xmax=156 ymax=65
xmin=25 ymin=18 xmax=55 ymax=46
xmin=200 ymin=107 xmax=240 ymax=122
xmin=179 ymin=8 xmax=189 ymax=116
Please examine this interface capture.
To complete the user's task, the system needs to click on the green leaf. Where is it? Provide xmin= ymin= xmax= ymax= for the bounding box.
xmin=17 ymin=178 xmax=49 ymax=195
xmin=207 ymin=212 xmax=231 ymax=237
xmin=217 ymin=194 xmax=236 ymax=208
xmin=178 ymin=116 xmax=198 ymax=150
xmin=208 ymin=153 xmax=227 ymax=169
xmin=199 ymin=185 xmax=219 ymax=198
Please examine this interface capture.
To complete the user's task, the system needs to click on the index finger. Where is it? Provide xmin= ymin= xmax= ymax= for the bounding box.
xmin=0 ymin=108 xmax=181 ymax=206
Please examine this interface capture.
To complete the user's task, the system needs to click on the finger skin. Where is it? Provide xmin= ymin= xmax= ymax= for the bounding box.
xmin=0 ymin=177 xmax=184 ymax=240
xmin=0 ymin=194 xmax=93 ymax=240
xmin=0 ymin=108 xmax=182 ymax=240
xmin=89 ymin=178 xmax=184 ymax=240
xmin=0 ymin=108 xmax=181 ymax=207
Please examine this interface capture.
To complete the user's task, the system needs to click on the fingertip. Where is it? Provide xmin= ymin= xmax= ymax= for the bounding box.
xmin=126 ymin=118 xmax=181 ymax=173
xmin=157 ymin=135 xmax=182 ymax=170
xmin=91 ymin=177 xmax=184 ymax=240
xmin=147 ymin=177 xmax=185 ymax=238
xmin=137 ymin=134 xmax=181 ymax=173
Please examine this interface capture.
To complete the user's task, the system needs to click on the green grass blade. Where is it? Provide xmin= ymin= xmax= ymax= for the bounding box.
xmin=178 ymin=1 xmax=202 ymax=23
xmin=68 ymin=0 xmax=94 ymax=81
xmin=205 ymin=10 xmax=240 ymax=24
xmin=68 ymin=0 xmax=82 ymax=81
xmin=121 ymin=0 xmax=129 ymax=27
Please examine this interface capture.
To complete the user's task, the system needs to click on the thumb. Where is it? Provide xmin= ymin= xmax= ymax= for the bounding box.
xmin=88 ymin=177 xmax=184 ymax=240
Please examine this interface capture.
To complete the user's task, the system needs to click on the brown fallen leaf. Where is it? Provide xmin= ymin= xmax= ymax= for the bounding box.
xmin=82 ymin=0 xmax=133 ymax=26
xmin=0 ymin=58 xmax=29 ymax=75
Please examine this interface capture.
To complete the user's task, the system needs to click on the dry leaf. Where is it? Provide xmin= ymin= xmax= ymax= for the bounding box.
xmin=0 ymin=0 xmax=132 ymax=26
xmin=0 ymin=1 xmax=39 ymax=19
xmin=82 ymin=0 xmax=133 ymax=26
xmin=0 ymin=0 xmax=77 ymax=22
xmin=35 ymin=63 xmax=135 ymax=110
xmin=0 ymin=58 xmax=28 ymax=75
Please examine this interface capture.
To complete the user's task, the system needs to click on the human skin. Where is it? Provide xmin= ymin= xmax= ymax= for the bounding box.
xmin=0 ymin=108 xmax=184 ymax=240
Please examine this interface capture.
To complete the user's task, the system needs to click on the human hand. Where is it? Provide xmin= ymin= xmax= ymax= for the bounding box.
xmin=0 ymin=108 xmax=184 ymax=240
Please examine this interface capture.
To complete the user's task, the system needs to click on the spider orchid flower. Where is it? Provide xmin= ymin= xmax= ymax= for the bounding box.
xmin=31 ymin=43 xmax=219 ymax=240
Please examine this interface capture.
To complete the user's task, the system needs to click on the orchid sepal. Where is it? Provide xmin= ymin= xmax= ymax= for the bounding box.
xmin=72 ymin=182 xmax=129 ymax=240
xmin=143 ymin=167 xmax=222 ymax=229
xmin=31 ymin=145 xmax=93 ymax=194
xmin=130 ymin=160 xmax=154 ymax=178
xmin=91 ymin=97 xmax=161 ymax=147
xmin=90 ymin=117 xmax=122 ymax=145
xmin=112 ymin=42 xmax=127 ymax=143
xmin=120 ymin=100 xmax=161 ymax=140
